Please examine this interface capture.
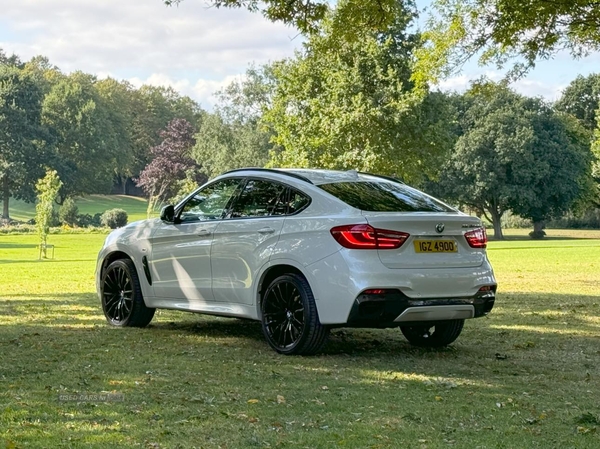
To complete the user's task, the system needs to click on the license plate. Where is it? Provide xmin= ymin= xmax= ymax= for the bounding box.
xmin=414 ymin=240 xmax=457 ymax=253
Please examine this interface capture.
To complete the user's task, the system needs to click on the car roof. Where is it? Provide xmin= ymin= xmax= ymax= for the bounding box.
xmin=223 ymin=168 xmax=402 ymax=186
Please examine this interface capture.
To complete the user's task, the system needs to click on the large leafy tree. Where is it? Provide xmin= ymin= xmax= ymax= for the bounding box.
xmin=42 ymin=72 xmax=119 ymax=201
xmin=555 ymin=74 xmax=600 ymax=207
xmin=435 ymin=84 xmax=592 ymax=239
xmin=264 ymin=2 xmax=454 ymax=183
xmin=555 ymin=74 xmax=600 ymax=132
xmin=414 ymin=0 xmax=600 ymax=85
xmin=0 ymin=63 xmax=49 ymax=219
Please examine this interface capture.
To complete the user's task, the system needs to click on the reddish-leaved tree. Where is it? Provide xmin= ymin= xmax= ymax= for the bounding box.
xmin=137 ymin=118 xmax=202 ymax=215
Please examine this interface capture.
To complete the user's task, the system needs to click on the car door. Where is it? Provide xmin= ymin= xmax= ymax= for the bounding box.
xmin=210 ymin=178 xmax=288 ymax=304
xmin=149 ymin=178 xmax=242 ymax=303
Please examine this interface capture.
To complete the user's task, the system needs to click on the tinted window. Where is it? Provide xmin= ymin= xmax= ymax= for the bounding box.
xmin=319 ymin=181 xmax=455 ymax=212
xmin=271 ymin=188 xmax=310 ymax=215
xmin=229 ymin=180 xmax=286 ymax=218
xmin=179 ymin=179 xmax=241 ymax=222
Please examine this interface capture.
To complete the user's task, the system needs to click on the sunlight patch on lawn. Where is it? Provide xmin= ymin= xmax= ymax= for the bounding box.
xmin=490 ymin=324 xmax=600 ymax=336
xmin=359 ymin=370 xmax=496 ymax=388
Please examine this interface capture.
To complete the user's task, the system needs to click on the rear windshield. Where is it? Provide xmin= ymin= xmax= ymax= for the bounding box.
xmin=319 ymin=181 xmax=455 ymax=212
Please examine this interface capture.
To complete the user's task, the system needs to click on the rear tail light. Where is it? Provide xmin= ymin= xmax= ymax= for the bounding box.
xmin=330 ymin=224 xmax=409 ymax=249
xmin=362 ymin=289 xmax=387 ymax=295
xmin=464 ymin=227 xmax=487 ymax=248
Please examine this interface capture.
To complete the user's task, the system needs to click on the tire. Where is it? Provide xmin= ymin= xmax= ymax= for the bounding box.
xmin=400 ymin=319 xmax=465 ymax=348
xmin=101 ymin=259 xmax=155 ymax=327
xmin=260 ymin=274 xmax=329 ymax=355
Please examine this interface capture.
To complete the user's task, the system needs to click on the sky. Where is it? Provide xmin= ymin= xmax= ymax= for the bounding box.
xmin=1 ymin=0 xmax=600 ymax=110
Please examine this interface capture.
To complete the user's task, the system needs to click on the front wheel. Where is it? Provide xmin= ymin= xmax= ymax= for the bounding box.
xmin=400 ymin=319 xmax=465 ymax=348
xmin=101 ymin=259 xmax=155 ymax=327
xmin=261 ymin=274 xmax=329 ymax=355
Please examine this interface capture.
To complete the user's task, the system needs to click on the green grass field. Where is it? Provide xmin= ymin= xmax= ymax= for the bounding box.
xmin=8 ymin=195 xmax=150 ymax=223
xmin=1 ymin=230 xmax=599 ymax=448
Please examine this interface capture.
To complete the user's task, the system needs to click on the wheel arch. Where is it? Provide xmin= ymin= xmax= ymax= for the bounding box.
xmin=100 ymin=250 xmax=134 ymax=279
xmin=255 ymin=263 xmax=306 ymax=319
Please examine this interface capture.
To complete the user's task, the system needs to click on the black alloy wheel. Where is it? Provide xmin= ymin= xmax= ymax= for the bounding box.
xmin=400 ymin=319 xmax=465 ymax=348
xmin=261 ymin=274 xmax=328 ymax=355
xmin=101 ymin=259 xmax=155 ymax=327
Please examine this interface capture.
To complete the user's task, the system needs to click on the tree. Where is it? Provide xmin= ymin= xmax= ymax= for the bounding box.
xmin=127 ymin=85 xmax=203 ymax=193
xmin=555 ymin=74 xmax=600 ymax=208
xmin=193 ymin=111 xmax=272 ymax=178
xmin=0 ymin=64 xmax=49 ymax=219
xmin=42 ymin=72 xmax=119 ymax=201
xmin=95 ymin=78 xmax=136 ymax=193
xmin=193 ymin=66 xmax=276 ymax=178
xmin=555 ymin=74 xmax=600 ymax=132
xmin=137 ymin=118 xmax=202 ymax=216
xmin=35 ymin=170 xmax=62 ymax=258
xmin=434 ymin=84 xmax=592 ymax=239
xmin=414 ymin=0 xmax=600 ymax=86
xmin=263 ymin=2 xmax=454 ymax=183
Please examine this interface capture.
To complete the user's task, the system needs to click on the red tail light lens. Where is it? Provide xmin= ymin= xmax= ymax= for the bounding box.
xmin=465 ymin=228 xmax=487 ymax=248
xmin=330 ymin=225 xmax=409 ymax=249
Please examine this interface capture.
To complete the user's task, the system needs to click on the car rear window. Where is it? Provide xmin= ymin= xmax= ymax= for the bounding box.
xmin=319 ymin=181 xmax=455 ymax=212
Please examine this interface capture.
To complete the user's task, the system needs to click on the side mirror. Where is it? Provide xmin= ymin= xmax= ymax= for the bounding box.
xmin=160 ymin=205 xmax=175 ymax=223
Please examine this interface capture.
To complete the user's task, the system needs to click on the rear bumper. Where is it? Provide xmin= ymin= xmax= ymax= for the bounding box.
xmin=304 ymin=250 xmax=497 ymax=325
xmin=343 ymin=287 xmax=496 ymax=328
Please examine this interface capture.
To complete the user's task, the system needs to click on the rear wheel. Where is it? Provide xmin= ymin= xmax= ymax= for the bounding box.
xmin=101 ymin=259 xmax=155 ymax=327
xmin=400 ymin=319 xmax=464 ymax=347
xmin=261 ymin=274 xmax=329 ymax=355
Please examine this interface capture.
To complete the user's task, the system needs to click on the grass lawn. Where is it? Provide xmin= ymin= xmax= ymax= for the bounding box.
xmin=8 ymin=195 xmax=150 ymax=223
xmin=1 ymin=230 xmax=599 ymax=448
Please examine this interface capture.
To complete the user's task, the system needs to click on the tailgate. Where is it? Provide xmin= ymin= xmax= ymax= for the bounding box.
xmin=363 ymin=212 xmax=486 ymax=269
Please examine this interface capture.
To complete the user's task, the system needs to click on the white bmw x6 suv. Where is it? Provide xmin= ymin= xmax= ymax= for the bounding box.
xmin=96 ymin=168 xmax=497 ymax=355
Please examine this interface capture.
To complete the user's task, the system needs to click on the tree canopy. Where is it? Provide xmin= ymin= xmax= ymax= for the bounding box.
xmin=164 ymin=0 xmax=406 ymax=37
xmin=137 ymin=118 xmax=202 ymax=211
xmin=555 ymin=73 xmax=600 ymax=132
xmin=433 ymin=84 xmax=592 ymax=239
xmin=0 ymin=64 xmax=49 ymax=218
xmin=414 ymin=0 xmax=600 ymax=86
xmin=263 ymin=5 xmax=454 ymax=183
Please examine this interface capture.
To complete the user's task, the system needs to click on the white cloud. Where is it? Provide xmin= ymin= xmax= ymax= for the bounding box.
xmin=193 ymin=74 xmax=246 ymax=110
xmin=436 ymin=75 xmax=470 ymax=92
xmin=436 ymin=72 xmax=567 ymax=101
xmin=129 ymin=73 xmax=190 ymax=94
xmin=511 ymin=79 xmax=567 ymax=101
xmin=0 ymin=0 xmax=301 ymax=105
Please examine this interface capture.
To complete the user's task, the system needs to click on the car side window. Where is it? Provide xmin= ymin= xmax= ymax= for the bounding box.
xmin=229 ymin=180 xmax=286 ymax=218
xmin=271 ymin=188 xmax=310 ymax=215
xmin=179 ymin=179 xmax=241 ymax=223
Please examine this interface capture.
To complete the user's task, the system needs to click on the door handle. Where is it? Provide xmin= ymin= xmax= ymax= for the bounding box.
xmin=258 ymin=227 xmax=276 ymax=235
xmin=197 ymin=229 xmax=212 ymax=236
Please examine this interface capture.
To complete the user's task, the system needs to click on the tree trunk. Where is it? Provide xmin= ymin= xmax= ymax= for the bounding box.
xmin=123 ymin=176 xmax=128 ymax=195
xmin=490 ymin=209 xmax=504 ymax=240
xmin=531 ymin=220 xmax=546 ymax=239
xmin=2 ymin=174 xmax=9 ymax=219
